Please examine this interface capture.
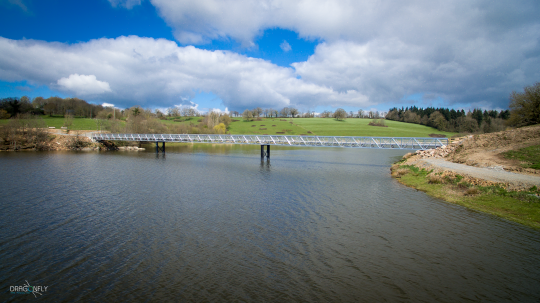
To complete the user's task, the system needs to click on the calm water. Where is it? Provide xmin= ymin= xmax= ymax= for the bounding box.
xmin=1 ymin=145 xmax=539 ymax=302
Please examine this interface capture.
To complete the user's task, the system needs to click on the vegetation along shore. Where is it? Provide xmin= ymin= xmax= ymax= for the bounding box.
xmin=391 ymin=124 xmax=540 ymax=229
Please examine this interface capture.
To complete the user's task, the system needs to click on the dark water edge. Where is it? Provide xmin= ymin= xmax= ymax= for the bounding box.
xmin=1 ymin=145 xmax=539 ymax=302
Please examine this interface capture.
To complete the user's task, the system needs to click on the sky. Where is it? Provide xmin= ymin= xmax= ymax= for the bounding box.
xmin=0 ymin=0 xmax=539 ymax=114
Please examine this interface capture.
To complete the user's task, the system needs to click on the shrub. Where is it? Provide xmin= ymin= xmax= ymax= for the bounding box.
xmin=391 ymin=168 xmax=410 ymax=178
xmin=368 ymin=119 xmax=387 ymax=127
xmin=458 ymin=181 xmax=470 ymax=189
xmin=428 ymin=174 xmax=444 ymax=184
xmin=213 ymin=123 xmax=226 ymax=134
xmin=465 ymin=188 xmax=479 ymax=195
xmin=66 ymin=134 xmax=91 ymax=149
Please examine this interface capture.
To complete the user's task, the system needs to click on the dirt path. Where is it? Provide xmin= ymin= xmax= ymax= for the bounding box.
xmin=397 ymin=125 xmax=540 ymax=190
xmin=420 ymin=158 xmax=540 ymax=188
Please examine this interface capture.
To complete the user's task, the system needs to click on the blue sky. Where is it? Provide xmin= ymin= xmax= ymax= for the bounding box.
xmin=1 ymin=0 xmax=539 ymax=114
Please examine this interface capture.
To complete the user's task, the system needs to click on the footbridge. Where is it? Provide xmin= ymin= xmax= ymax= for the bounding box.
xmin=92 ymin=133 xmax=448 ymax=159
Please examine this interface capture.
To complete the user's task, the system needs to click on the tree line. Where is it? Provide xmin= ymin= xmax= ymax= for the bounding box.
xmin=0 ymin=96 xmax=105 ymax=119
xmin=385 ymin=106 xmax=510 ymax=133
xmin=233 ymin=107 xmax=384 ymax=120
xmin=2 ymin=81 xmax=538 ymax=136
xmin=385 ymin=82 xmax=539 ymax=133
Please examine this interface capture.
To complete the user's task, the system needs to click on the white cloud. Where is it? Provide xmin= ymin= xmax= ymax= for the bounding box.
xmin=280 ymin=40 xmax=291 ymax=52
xmin=4 ymin=0 xmax=540 ymax=112
xmin=99 ymin=0 xmax=540 ymax=109
xmin=188 ymin=101 xmax=199 ymax=111
xmin=57 ymin=74 xmax=112 ymax=95
xmin=146 ymin=0 xmax=540 ymax=47
xmin=102 ymin=102 xmax=115 ymax=107
xmin=0 ymin=36 xmax=368 ymax=110
xmin=293 ymin=35 xmax=540 ymax=107
xmin=206 ymin=107 xmax=229 ymax=114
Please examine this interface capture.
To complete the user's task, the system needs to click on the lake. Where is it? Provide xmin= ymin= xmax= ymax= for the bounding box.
xmin=1 ymin=145 xmax=539 ymax=302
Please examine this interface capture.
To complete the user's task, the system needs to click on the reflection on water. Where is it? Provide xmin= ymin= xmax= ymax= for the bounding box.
xmin=0 ymin=145 xmax=539 ymax=302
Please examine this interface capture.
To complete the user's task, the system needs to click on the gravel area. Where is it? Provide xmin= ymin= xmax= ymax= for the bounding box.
xmin=421 ymin=158 xmax=540 ymax=188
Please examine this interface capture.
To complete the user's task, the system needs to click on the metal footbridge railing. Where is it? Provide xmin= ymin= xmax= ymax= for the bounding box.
xmin=91 ymin=133 xmax=447 ymax=150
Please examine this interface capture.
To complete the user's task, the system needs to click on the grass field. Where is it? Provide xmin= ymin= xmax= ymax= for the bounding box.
xmin=228 ymin=118 xmax=308 ymax=135
xmin=291 ymin=118 xmax=456 ymax=137
xmin=160 ymin=117 xmax=200 ymax=126
xmin=157 ymin=116 xmax=456 ymax=137
xmin=0 ymin=116 xmax=121 ymax=130
xmin=1 ymin=116 xmax=456 ymax=137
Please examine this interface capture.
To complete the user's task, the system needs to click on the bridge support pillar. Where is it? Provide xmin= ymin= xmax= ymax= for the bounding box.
xmin=156 ymin=142 xmax=165 ymax=153
xmin=261 ymin=145 xmax=270 ymax=159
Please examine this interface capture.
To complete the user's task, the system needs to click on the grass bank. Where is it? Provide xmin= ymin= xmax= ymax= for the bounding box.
xmin=503 ymin=144 xmax=540 ymax=170
xmin=292 ymin=118 xmax=455 ymax=137
xmin=205 ymin=117 xmax=454 ymax=137
xmin=2 ymin=116 xmax=454 ymax=137
xmin=0 ymin=115 xmax=115 ymax=130
xmin=391 ymin=162 xmax=540 ymax=229
xmin=156 ymin=116 xmax=455 ymax=137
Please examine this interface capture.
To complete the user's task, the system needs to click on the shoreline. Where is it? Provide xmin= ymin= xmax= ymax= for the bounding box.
xmin=390 ymin=125 xmax=540 ymax=229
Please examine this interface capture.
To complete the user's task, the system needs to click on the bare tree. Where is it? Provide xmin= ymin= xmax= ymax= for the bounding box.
xmin=242 ymin=109 xmax=253 ymax=121
xmin=290 ymin=108 xmax=298 ymax=118
xmin=253 ymin=107 xmax=263 ymax=118
xmin=333 ymin=108 xmax=347 ymax=120
xmin=63 ymin=113 xmax=74 ymax=132
xmin=320 ymin=110 xmax=332 ymax=118
xmin=206 ymin=111 xmax=220 ymax=129
xmin=280 ymin=107 xmax=290 ymax=117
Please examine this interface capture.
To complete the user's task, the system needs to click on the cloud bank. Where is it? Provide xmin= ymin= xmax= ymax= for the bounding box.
xmin=0 ymin=36 xmax=367 ymax=110
xmin=1 ymin=0 xmax=539 ymax=110
xmin=98 ymin=0 xmax=540 ymax=109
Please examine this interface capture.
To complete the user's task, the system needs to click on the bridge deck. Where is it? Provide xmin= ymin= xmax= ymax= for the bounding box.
xmin=91 ymin=133 xmax=447 ymax=150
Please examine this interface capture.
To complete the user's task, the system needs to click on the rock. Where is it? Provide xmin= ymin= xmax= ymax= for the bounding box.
xmin=118 ymin=146 xmax=126 ymax=150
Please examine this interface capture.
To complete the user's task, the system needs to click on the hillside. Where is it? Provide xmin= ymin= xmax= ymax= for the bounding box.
xmin=1 ymin=116 xmax=455 ymax=138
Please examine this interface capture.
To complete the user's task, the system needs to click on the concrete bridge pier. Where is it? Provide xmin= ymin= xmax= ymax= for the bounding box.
xmin=156 ymin=141 xmax=165 ymax=153
xmin=261 ymin=145 xmax=270 ymax=159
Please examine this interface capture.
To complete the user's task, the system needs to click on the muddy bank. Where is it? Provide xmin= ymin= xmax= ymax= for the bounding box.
xmin=0 ymin=130 xmax=127 ymax=151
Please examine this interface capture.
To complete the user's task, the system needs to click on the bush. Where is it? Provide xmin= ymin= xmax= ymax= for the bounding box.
xmin=428 ymin=174 xmax=444 ymax=184
xmin=465 ymin=188 xmax=479 ymax=195
xmin=368 ymin=119 xmax=387 ymax=127
xmin=391 ymin=168 xmax=410 ymax=178
xmin=66 ymin=134 xmax=91 ymax=149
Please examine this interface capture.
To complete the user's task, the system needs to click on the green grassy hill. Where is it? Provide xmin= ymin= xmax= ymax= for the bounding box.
xmin=291 ymin=118 xmax=455 ymax=137
xmin=228 ymin=118 xmax=307 ymax=135
xmin=226 ymin=117 xmax=455 ymax=137
xmin=0 ymin=116 xmax=124 ymax=130
xmin=1 ymin=116 xmax=455 ymax=137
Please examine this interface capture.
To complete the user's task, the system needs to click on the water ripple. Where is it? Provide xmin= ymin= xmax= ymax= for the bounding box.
xmin=0 ymin=149 xmax=539 ymax=302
